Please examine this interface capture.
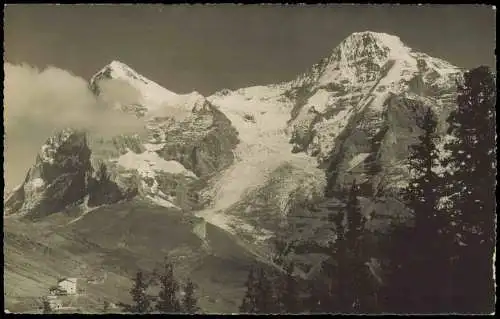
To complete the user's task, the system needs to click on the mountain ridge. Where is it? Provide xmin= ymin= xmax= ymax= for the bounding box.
xmin=5 ymin=31 xmax=463 ymax=238
xmin=4 ymin=32 xmax=466 ymax=311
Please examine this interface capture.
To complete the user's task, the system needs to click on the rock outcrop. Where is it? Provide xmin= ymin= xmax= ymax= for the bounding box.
xmin=4 ymin=129 xmax=137 ymax=218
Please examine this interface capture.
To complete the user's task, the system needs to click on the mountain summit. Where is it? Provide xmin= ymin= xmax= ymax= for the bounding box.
xmin=335 ymin=31 xmax=409 ymax=62
xmin=90 ymin=60 xmax=208 ymax=116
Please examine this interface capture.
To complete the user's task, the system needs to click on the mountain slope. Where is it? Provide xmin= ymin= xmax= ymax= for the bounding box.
xmin=4 ymin=199 xmax=269 ymax=313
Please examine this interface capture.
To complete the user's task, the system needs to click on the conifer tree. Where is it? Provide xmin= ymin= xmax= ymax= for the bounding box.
xmin=123 ymin=271 xmax=152 ymax=313
xmin=156 ymin=259 xmax=181 ymax=313
xmin=343 ymin=180 xmax=374 ymax=313
xmin=239 ymin=266 xmax=258 ymax=313
xmin=442 ymin=66 xmax=496 ymax=313
xmin=254 ymin=268 xmax=276 ymax=313
xmin=345 ymin=180 xmax=366 ymax=246
xmin=41 ymin=297 xmax=52 ymax=314
xmin=182 ymin=279 xmax=199 ymax=314
xmin=405 ymin=108 xmax=442 ymax=232
xmin=97 ymin=161 xmax=110 ymax=183
xmin=383 ymin=107 xmax=453 ymax=313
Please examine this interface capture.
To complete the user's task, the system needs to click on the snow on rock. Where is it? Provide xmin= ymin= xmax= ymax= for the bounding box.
xmin=304 ymin=89 xmax=333 ymax=114
xmin=316 ymin=31 xmax=411 ymax=87
xmin=116 ymin=149 xmax=196 ymax=178
xmin=28 ymin=178 xmax=45 ymax=189
xmin=308 ymin=107 xmax=354 ymax=160
xmin=112 ymin=149 xmax=195 ymax=210
xmin=39 ymin=128 xmax=78 ymax=164
xmin=20 ymin=179 xmax=46 ymax=214
xmin=146 ymin=195 xmax=179 ymax=209
xmin=289 ymin=31 xmax=461 ymax=166
xmin=143 ymin=143 xmax=166 ymax=152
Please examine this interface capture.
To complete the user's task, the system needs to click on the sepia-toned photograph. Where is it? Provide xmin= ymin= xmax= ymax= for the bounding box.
xmin=3 ymin=4 xmax=496 ymax=314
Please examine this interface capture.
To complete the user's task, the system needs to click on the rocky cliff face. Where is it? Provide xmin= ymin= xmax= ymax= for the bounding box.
xmin=4 ymin=129 xmax=139 ymax=219
xmin=153 ymin=102 xmax=239 ymax=180
xmin=5 ymin=129 xmax=93 ymax=218
xmin=286 ymin=32 xmax=461 ymax=197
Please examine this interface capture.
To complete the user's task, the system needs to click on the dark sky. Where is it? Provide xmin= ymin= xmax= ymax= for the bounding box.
xmin=4 ymin=4 xmax=496 ymax=95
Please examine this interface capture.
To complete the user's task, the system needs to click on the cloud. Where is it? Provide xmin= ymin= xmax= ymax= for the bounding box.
xmin=154 ymin=102 xmax=192 ymax=122
xmin=95 ymin=78 xmax=143 ymax=110
xmin=3 ymin=63 xmax=146 ymax=190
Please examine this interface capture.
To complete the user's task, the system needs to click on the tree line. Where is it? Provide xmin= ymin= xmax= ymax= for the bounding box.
xmin=119 ymin=257 xmax=199 ymax=314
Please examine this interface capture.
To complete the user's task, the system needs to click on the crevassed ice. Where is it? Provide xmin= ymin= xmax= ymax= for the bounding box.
xmin=196 ymin=85 xmax=326 ymax=235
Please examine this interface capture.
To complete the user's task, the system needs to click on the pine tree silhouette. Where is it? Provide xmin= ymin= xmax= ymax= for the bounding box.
xmin=343 ymin=180 xmax=374 ymax=313
xmin=41 ymin=297 xmax=52 ymax=314
xmin=383 ymin=106 xmax=453 ymax=313
xmin=182 ymin=279 xmax=199 ymax=314
xmin=442 ymin=66 xmax=496 ymax=313
xmin=254 ymin=268 xmax=276 ymax=313
xmin=155 ymin=258 xmax=181 ymax=313
xmin=239 ymin=266 xmax=258 ymax=313
xmin=345 ymin=180 xmax=366 ymax=245
xmin=97 ymin=161 xmax=110 ymax=183
xmin=121 ymin=271 xmax=152 ymax=313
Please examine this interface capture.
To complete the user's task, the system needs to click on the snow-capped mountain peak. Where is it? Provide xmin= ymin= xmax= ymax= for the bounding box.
xmin=290 ymin=31 xmax=460 ymax=91
xmin=90 ymin=60 xmax=178 ymax=110
xmin=90 ymin=60 xmax=210 ymax=116
xmin=335 ymin=31 xmax=409 ymax=62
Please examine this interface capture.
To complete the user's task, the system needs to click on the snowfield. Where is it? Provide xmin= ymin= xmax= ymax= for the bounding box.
xmin=194 ymin=85 xmax=327 ymax=237
xmin=116 ymin=149 xmax=196 ymax=178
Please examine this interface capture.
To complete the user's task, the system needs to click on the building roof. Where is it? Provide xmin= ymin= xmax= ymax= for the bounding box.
xmin=58 ymin=278 xmax=77 ymax=284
